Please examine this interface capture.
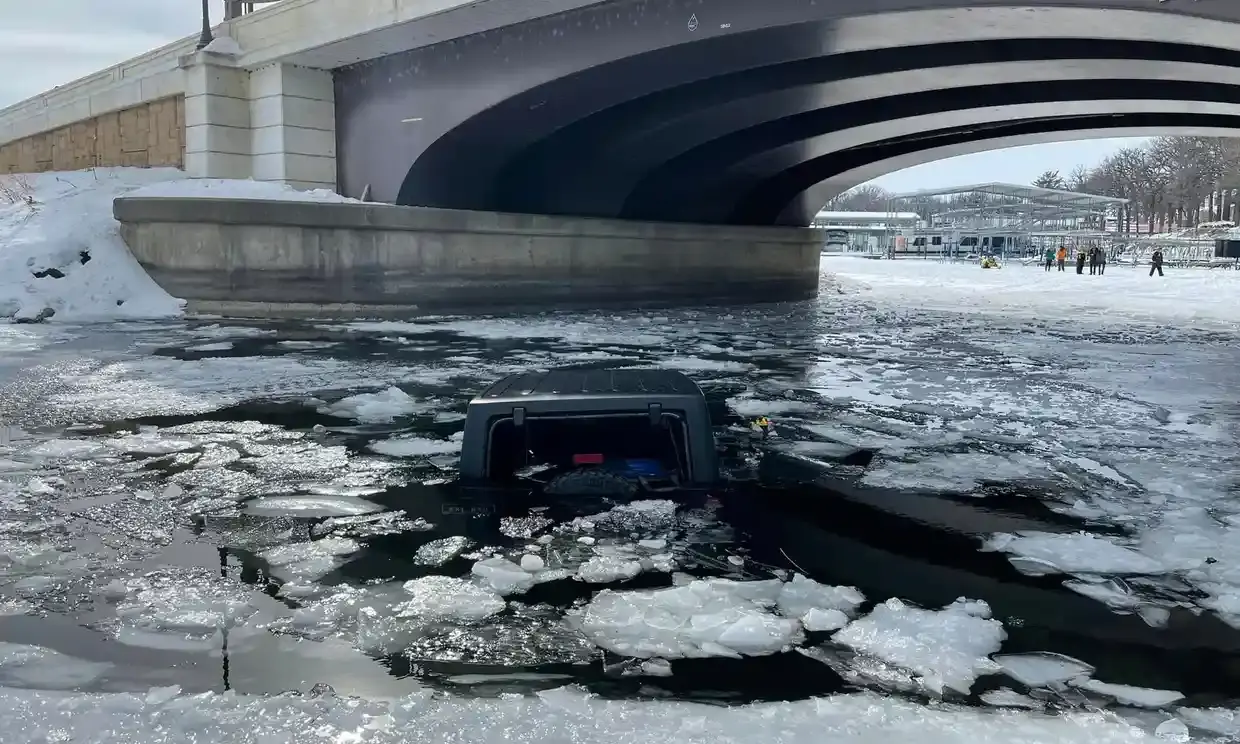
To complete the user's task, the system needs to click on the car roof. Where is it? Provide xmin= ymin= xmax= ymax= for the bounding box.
xmin=476 ymin=368 xmax=703 ymax=401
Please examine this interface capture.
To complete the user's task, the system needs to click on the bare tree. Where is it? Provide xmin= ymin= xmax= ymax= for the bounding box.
xmin=1070 ymin=137 xmax=1240 ymax=231
xmin=1067 ymin=164 xmax=1091 ymax=192
xmin=823 ymin=184 xmax=891 ymax=212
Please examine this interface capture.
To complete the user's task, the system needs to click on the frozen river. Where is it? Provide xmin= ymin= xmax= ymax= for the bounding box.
xmin=1 ymin=257 xmax=1240 ymax=742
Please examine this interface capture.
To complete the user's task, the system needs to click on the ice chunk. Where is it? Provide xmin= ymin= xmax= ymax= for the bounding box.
xmin=104 ymin=432 xmax=197 ymax=456
xmin=520 ymin=554 xmax=545 ymax=572
xmin=982 ymin=532 xmax=1165 ymax=575
xmin=640 ymin=658 xmax=673 ymax=677
xmin=317 ymin=387 xmax=430 ymax=423
xmin=0 ymin=643 xmax=111 ymax=690
xmin=832 ymin=598 xmax=1006 ymax=695
xmin=1063 ymin=578 xmax=1142 ymax=610
xmin=413 ymin=536 xmax=472 ymax=566
xmin=776 ymin=574 xmax=865 ymax=619
xmin=369 ymin=435 xmax=460 ymax=458
xmin=260 ymin=537 xmax=359 ymax=580
xmin=802 ymin=608 xmax=850 ymax=632
xmin=0 ymin=678 xmax=1168 ymax=742
xmin=1154 ymin=718 xmax=1190 ymax=741
xmin=863 ymin=452 xmax=1050 ymax=492
xmin=396 ymin=576 xmax=505 ymax=622
xmin=564 ymin=499 xmax=679 ymax=534
xmin=115 ymin=568 xmax=259 ymax=635
xmin=980 ymin=688 xmax=1045 ymax=709
xmin=576 ymin=554 xmax=643 ymax=584
xmin=0 ymin=597 xmax=33 ymax=616
xmin=994 ymin=652 xmax=1095 ymax=688
xmin=567 ymin=578 xmax=800 ymax=659
xmin=1072 ymin=678 xmax=1184 ymax=708
xmin=245 ymin=494 xmax=381 ymax=517
xmin=1177 ymin=707 xmax=1240 ymax=737
xmin=144 ymin=685 xmax=181 ymax=705
xmin=471 ymin=557 xmax=536 ymax=596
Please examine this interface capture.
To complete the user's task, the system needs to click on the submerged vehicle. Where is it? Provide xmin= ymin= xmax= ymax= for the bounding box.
xmin=459 ymin=368 xmax=720 ymax=497
xmin=456 ymin=367 xmax=1240 ymax=669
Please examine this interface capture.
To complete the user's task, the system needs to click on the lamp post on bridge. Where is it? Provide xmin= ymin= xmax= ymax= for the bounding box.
xmin=196 ymin=0 xmax=214 ymax=50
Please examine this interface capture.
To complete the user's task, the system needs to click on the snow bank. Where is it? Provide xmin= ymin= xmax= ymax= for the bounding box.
xmin=0 ymin=168 xmax=186 ymax=321
xmin=826 ymin=255 xmax=1240 ymax=328
xmin=0 ymin=169 xmax=364 ymax=324
xmin=0 ymin=684 xmax=1158 ymax=744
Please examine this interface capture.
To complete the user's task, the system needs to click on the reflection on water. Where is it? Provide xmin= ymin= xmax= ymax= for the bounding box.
xmin=0 ymin=300 xmax=1238 ymax=712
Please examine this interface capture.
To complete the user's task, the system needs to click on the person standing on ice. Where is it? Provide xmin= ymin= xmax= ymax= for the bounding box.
xmin=1056 ymin=245 xmax=1068 ymax=271
xmin=1150 ymin=248 xmax=1164 ymax=277
xmin=1075 ymin=248 xmax=1087 ymax=274
xmin=1043 ymin=246 xmax=1055 ymax=271
xmin=1097 ymin=246 xmax=1107 ymax=275
xmin=1088 ymin=246 xmax=1101 ymax=275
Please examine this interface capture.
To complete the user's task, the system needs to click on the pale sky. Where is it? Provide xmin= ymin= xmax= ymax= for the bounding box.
xmin=0 ymin=0 xmax=1140 ymax=192
xmin=864 ymin=138 xmax=1147 ymax=194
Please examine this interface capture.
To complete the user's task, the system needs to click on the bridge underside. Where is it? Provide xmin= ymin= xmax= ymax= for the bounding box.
xmin=333 ymin=0 xmax=1240 ymax=227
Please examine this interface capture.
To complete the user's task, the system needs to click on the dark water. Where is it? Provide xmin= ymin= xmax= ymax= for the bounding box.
xmin=0 ymin=303 xmax=1238 ymax=712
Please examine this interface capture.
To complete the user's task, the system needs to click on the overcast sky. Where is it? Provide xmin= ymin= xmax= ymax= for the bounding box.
xmin=0 ymin=0 xmax=213 ymax=108
xmin=1 ymin=0 xmax=1134 ymax=190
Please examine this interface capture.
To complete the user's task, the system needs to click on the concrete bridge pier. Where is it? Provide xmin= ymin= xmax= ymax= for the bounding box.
xmin=113 ymin=197 xmax=822 ymax=318
xmin=181 ymin=50 xmax=336 ymax=192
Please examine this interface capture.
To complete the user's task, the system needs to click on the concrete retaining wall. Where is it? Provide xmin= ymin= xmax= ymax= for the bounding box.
xmin=113 ymin=197 xmax=821 ymax=317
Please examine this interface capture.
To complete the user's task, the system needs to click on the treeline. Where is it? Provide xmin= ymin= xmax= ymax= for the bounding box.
xmin=825 ymin=136 xmax=1240 ymax=234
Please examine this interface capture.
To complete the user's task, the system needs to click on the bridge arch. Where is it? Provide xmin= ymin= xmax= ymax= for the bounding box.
xmin=329 ymin=1 xmax=1240 ymax=225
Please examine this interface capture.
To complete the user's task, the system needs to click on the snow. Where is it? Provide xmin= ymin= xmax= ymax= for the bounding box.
xmin=202 ymin=35 xmax=243 ymax=56
xmin=827 ymin=255 xmax=1240 ymax=328
xmin=0 ymin=684 xmax=1159 ymax=744
xmin=0 ymin=168 xmax=186 ymax=322
xmin=0 ymin=168 xmax=361 ymax=324
xmin=125 ymin=178 xmax=359 ymax=204
xmin=830 ymin=598 xmax=1007 ymax=695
